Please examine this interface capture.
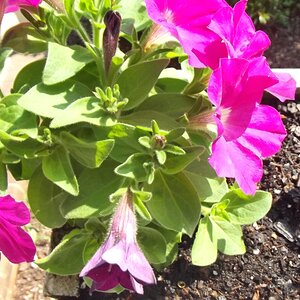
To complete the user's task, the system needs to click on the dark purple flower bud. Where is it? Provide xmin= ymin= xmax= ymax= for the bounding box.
xmin=103 ymin=10 xmax=121 ymax=73
xmin=80 ymin=189 xmax=156 ymax=294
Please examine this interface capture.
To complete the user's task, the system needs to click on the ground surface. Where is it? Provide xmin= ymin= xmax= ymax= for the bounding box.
xmin=11 ymin=17 xmax=300 ymax=300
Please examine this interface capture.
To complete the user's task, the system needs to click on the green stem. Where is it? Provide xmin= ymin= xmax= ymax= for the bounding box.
xmin=85 ymin=43 xmax=107 ymax=88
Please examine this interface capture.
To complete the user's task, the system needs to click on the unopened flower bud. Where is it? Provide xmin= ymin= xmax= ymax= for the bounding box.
xmin=103 ymin=10 xmax=121 ymax=73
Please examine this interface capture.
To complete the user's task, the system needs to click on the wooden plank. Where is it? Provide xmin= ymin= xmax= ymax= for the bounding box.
xmin=0 ymin=257 xmax=19 ymax=300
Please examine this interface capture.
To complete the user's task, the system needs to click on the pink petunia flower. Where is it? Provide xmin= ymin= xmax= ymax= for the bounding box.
xmin=80 ymin=190 xmax=156 ymax=294
xmin=5 ymin=0 xmax=42 ymax=13
xmin=207 ymin=57 xmax=278 ymax=140
xmin=0 ymin=195 xmax=36 ymax=263
xmin=206 ymin=0 xmax=296 ymax=102
xmin=206 ymin=58 xmax=287 ymax=194
xmin=207 ymin=0 xmax=270 ymax=62
xmin=209 ymin=105 xmax=286 ymax=194
xmin=144 ymin=0 xmax=229 ymax=68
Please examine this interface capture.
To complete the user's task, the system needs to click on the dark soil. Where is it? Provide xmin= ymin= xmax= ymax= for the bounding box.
xmin=265 ymin=17 xmax=300 ymax=68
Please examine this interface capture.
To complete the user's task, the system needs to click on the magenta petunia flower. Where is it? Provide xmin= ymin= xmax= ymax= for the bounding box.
xmin=206 ymin=58 xmax=287 ymax=194
xmin=209 ymin=105 xmax=286 ymax=195
xmin=207 ymin=0 xmax=270 ymax=61
xmin=80 ymin=190 xmax=156 ymax=294
xmin=208 ymin=57 xmax=278 ymax=140
xmin=206 ymin=0 xmax=297 ymax=102
xmin=144 ymin=0 xmax=229 ymax=68
xmin=0 ymin=195 xmax=36 ymax=263
xmin=5 ymin=0 xmax=42 ymax=13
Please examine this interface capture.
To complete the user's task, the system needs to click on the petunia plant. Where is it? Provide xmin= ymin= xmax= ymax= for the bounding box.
xmin=0 ymin=0 xmax=296 ymax=295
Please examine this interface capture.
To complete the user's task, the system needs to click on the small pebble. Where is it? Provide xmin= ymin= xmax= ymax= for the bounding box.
xmin=271 ymin=232 xmax=278 ymax=239
xmin=295 ymin=126 xmax=300 ymax=137
xmin=253 ymin=249 xmax=260 ymax=255
xmin=274 ymin=189 xmax=281 ymax=195
xmin=177 ymin=281 xmax=186 ymax=288
xmin=210 ymin=290 xmax=219 ymax=298
xmin=197 ymin=280 xmax=204 ymax=289
xmin=212 ymin=270 xmax=218 ymax=276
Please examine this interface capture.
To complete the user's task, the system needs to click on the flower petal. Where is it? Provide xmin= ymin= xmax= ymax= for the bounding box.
xmin=237 ymin=105 xmax=286 ymax=158
xmin=80 ymin=234 xmax=115 ymax=277
xmin=130 ymin=275 xmax=144 ymax=294
xmin=89 ymin=264 xmax=128 ymax=292
xmin=0 ymin=195 xmax=30 ymax=226
xmin=101 ymin=239 xmax=128 ymax=272
xmin=209 ymin=136 xmax=262 ymax=195
xmin=5 ymin=0 xmax=41 ymax=12
xmin=127 ymin=244 xmax=156 ymax=285
xmin=0 ymin=219 xmax=36 ymax=263
xmin=266 ymin=72 xmax=296 ymax=102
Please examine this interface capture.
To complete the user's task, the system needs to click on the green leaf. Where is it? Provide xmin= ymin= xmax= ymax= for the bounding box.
xmin=163 ymin=146 xmax=204 ymax=175
xmin=42 ymin=146 xmax=79 ymax=196
xmin=136 ymin=93 xmax=195 ymax=118
xmin=82 ymin=238 xmax=103 ymax=264
xmin=94 ymin=124 xmax=146 ymax=162
xmin=184 ymin=150 xmax=217 ymax=179
xmin=0 ymin=94 xmax=37 ymax=138
xmin=13 ymin=59 xmax=46 ymax=92
xmin=0 ymin=48 xmax=12 ymax=73
xmin=50 ymin=97 xmax=116 ymax=128
xmin=155 ymin=77 xmax=188 ymax=93
xmin=0 ymin=162 xmax=7 ymax=194
xmin=184 ymin=163 xmax=228 ymax=203
xmin=210 ymin=216 xmax=246 ymax=255
xmin=20 ymin=157 xmax=40 ymax=179
xmin=138 ymin=227 xmax=167 ymax=264
xmin=155 ymin=150 xmax=166 ymax=165
xmin=192 ymin=217 xmax=218 ymax=266
xmin=17 ymin=80 xmax=92 ymax=119
xmin=0 ymin=131 xmax=46 ymax=158
xmin=224 ymin=189 xmax=272 ymax=225
xmin=152 ymin=226 xmax=181 ymax=270
xmin=1 ymin=23 xmax=47 ymax=54
xmin=117 ymin=59 xmax=169 ymax=110
xmin=59 ymin=132 xmax=114 ymax=168
xmin=36 ymin=229 xmax=90 ymax=275
xmin=120 ymin=110 xmax=180 ymax=131
xmin=28 ymin=167 xmax=67 ymax=228
xmin=164 ymin=128 xmax=185 ymax=141
xmin=43 ymin=42 xmax=94 ymax=85
xmin=115 ymin=153 xmax=150 ymax=182
xmin=146 ymin=171 xmax=200 ymax=236
xmin=132 ymin=189 xmax=152 ymax=221
xmin=118 ymin=0 xmax=151 ymax=31
xmin=61 ymin=160 xmax=123 ymax=219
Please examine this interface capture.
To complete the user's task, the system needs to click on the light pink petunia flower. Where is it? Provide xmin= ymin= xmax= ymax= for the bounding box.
xmin=0 ymin=195 xmax=36 ymax=263
xmin=80 ymin=190 xmax=156 ymax=294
